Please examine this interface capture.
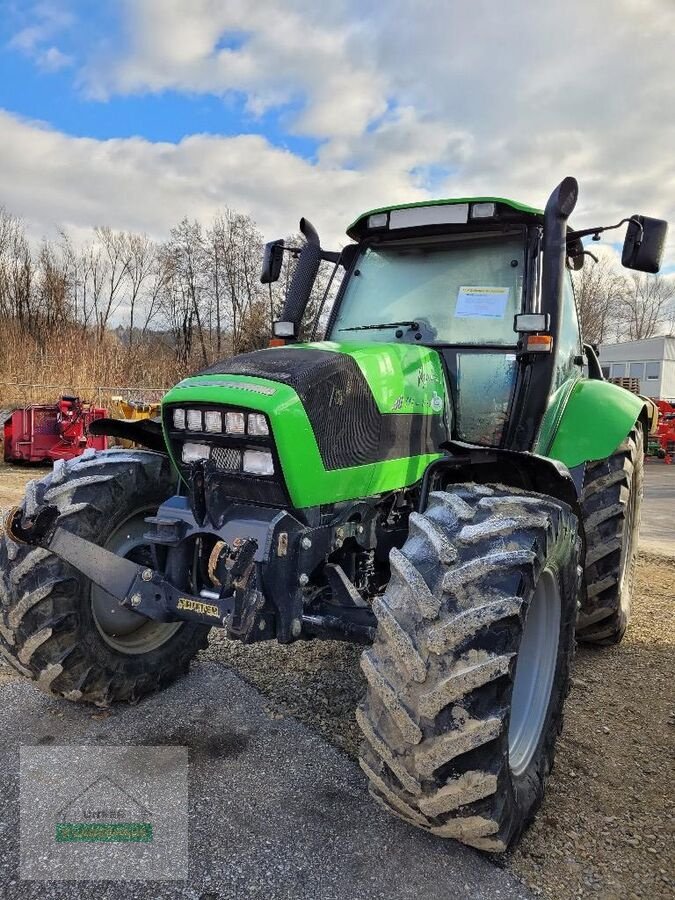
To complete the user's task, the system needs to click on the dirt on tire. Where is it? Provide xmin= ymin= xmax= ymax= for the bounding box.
xmin=356 ymin=485 xmax=580 ymax=851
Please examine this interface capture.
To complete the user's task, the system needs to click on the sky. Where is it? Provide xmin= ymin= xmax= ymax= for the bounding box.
xmin=0 ymin=0 xmax=673 ymax=259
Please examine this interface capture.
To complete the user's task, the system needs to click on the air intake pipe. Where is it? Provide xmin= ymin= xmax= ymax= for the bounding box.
xmin=541 ymin=176 xmax=578 ymax=320
xmin=275 ymin=218 xmax=322 ymax=342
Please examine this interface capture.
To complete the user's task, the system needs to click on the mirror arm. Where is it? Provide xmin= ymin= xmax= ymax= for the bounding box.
xmin=280 ymin=245 xmax=341 ymax=262
xmin=566 ymin=216 xmax=643 ymax=244
xmin=320 ymin=250 xmax=341 ymax=264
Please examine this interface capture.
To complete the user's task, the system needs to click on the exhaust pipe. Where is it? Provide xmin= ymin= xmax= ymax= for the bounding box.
xmin=275 ymin=218 xmax=322 ymax=342
xmin=541 ymin=176 xmax=578 ymax=317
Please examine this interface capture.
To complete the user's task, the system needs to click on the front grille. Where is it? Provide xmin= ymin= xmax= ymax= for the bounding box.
xmin=211 ymin=446 xmax=242 ymax=472
xmin=164 ymin=402 xmax=290 ymax=508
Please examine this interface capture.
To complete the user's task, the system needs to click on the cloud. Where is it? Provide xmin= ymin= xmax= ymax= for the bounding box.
xmin=2 ymin=0 xmax=673 ymax=264
xmin=82 ymin=0 xmax=387 ymax=141
xmin=75 ymin=1 xmax=675 ymax=240
xmin=0 ymin=109 xmax=431 ymax=246
xmin=36 ymin=45 xmax=73 ymax=71
xmin=8 ymin=1 xmax=75 ymax=71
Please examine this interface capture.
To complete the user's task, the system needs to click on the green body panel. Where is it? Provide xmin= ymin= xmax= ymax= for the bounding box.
xmin=537 ymin=378 xmax=645 ymax=469
xmin=161 ymin=342 xmax=447 ymax=509
xmin=300 ymin=341 xmax=448 ymax=414
xmin=347 ymin=195 xmax=543 ymax=238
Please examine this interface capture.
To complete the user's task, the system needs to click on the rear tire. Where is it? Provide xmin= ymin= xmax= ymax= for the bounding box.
xmin=0 ymin=449 xmax=209 ymax=705
xmin=577 ymin=426 xmax=643 ymax=645
xmin=357 ymin=483 xmax=580 ymax=851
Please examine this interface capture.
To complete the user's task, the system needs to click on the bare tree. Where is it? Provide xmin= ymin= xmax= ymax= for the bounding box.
xmin=572 ymin=253 xmax=624 ymax=345
xmin=169 ymin=219 xmax=210 ymax=365
xmin=35 ymin=241 xmax=70 ymax=332
xmin=121 ymin=232 xmax=156 ymax=351
xmin=616 ymin=273 xmax=675 ymax=341
xmin=0 ymin=208 xmax=35 ymax=330
xmin=208 ymin=211 xmax=265 ymax=355
xmin=94 ymin=227 xmax=131 ymax=343
xmin=139 ymin=247 xmax=169 ymax=337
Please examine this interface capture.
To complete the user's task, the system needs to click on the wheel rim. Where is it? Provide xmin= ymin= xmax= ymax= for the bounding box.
xmin=90 ymin=510 xmax=182 ymax=655
xmin=508 ymin=568 xmax=561 ymax=777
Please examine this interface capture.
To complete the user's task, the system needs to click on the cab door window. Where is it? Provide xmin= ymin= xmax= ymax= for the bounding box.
xmin=553 ymin=272 xmax=583 ymax=389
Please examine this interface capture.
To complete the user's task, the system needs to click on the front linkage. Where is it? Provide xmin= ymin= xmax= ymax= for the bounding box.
xmin=5 ymin=487 xmax=377 ymax=647
xmin=5 ymin=440 xmax=580 ymax=652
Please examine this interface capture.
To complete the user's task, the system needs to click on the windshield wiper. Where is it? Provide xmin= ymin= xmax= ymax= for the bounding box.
xmin=339 ymin=321 xmax=419 ymax=332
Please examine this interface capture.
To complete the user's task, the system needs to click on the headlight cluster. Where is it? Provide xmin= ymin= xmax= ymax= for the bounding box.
xmin=172 ymin=407 xmax=269 ymax=437
xmin=181 ymin=442 xmax=274 ymax=475
xmin=171 ymin=406 xmax=274 ymax=476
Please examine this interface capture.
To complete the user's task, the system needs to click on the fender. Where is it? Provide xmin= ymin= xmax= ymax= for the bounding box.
xmin=420 ymin=441 xmax=583 ymax=535
xmin=538 ymin=379 xmax=647 ymax=469
xmin=88 ymin=416 xmax=167 ymax=454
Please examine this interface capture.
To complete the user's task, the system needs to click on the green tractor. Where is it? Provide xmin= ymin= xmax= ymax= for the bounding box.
xmin=1 ymin=177 xmax=667 ymax=851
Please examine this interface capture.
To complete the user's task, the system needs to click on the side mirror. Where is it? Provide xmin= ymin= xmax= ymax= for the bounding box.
xmin=340 ymin=243 xmax=359 ymax=270
xmin=567 ymin=237 xmax=585 ymax=270
xmin=622 ymin=215 xmax=668 ymax=274
xmin=260 ymin=239 xmax=284 ymax=284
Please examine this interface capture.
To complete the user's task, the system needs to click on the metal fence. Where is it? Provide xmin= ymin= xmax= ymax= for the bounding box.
xmin=0 ymin=383 xmax=167 ymax=409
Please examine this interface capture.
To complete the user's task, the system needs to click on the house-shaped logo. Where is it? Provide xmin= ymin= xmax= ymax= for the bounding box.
xmin=55 ymin=775 xmax=153 ymax=843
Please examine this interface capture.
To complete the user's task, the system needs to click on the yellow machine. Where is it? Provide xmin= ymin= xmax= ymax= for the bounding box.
xmin=109 ymin=397 xmax=161 ymax=448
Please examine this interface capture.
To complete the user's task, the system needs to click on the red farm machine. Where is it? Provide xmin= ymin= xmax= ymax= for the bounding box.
xmin=3 ymin=396 xmax=107 ymax=464
xmin=652 ymin=399 xmax=675 ymax=462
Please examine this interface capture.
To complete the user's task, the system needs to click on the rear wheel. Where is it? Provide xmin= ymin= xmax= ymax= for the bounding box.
xmin=577 ymin=425 xmax=644 ymax=644
xmin=357 ymin=483 xmax=580 ymax=851
xmin=0 ymin=449 xmax=209 ymax=704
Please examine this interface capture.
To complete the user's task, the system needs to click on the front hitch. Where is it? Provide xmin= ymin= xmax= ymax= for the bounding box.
xmin=4 ymin=505 xmax=235 ymax=628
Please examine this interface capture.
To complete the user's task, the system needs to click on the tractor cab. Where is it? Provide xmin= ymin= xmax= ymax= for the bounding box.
xmin=330 ymin=198 xmax=549 ymax=448
xmin=265 ymin=181 xmax=667 ymax=458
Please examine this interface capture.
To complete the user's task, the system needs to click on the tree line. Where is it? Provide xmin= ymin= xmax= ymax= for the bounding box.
xmin=0 ymin=201 xmax=672 ymax=399
xmin=572 ymin=251 xmax=674 ymax=345
xmin=0 ymin=205 xmax=335 ymax=396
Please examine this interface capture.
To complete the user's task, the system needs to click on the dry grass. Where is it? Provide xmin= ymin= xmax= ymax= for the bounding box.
xmin=0 ymin=320 xmax=194 ymax=407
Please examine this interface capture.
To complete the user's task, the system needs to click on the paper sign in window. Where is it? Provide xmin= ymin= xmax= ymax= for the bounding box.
xmin=455 ymin=286 xmax=510 ymax=319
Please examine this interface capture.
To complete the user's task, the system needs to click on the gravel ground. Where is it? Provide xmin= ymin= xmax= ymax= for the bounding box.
xmin=201 ymin=555 xmax=675 ymax=900
xmin=1 ymin=666 xmax=534 ymax=900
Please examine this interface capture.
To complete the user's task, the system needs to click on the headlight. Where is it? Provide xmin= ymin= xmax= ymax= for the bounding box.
xmin=186 ymin=409 xmax=202 ymax=431
xmin=204 ymin=410 xmax=222 ymax=433
xmin=226 ymin=411 xmax=246 ymax=434
xmin=243 ymin=449 xmax=274 ymax=475
xmin=173 ymin=408 xmax=186 ymax=429
xmin=247 ymin=413 xmax=269 ymax=436
xmin=182 ymin=442 xmax=210 ymax=463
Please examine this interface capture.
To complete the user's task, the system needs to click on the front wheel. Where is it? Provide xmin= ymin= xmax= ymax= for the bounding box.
xmin=357 ymin=483 xmax=580 ymax=851
xmin=0 ymin=449 xmax=210 ymax=705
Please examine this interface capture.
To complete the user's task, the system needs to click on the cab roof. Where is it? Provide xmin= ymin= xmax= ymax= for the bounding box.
xmin=346 ymin=196 xmax=544 ymax=241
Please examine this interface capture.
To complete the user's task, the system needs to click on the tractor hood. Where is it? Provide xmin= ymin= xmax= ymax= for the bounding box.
xmin=161 ymin=342 xmax=449 ymax=509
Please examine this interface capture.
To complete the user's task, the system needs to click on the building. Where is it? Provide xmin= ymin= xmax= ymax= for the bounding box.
xmin=598 ymin=336 xmax=675 ymax=400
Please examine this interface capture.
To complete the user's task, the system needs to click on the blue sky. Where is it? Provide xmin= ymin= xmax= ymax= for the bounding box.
xmin=0 ymin=3 xmax=318 ymax=153
xmin=0 ymin=0 xmax=673 ymax=257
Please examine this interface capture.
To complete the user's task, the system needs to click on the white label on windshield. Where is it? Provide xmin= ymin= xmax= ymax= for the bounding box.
xmin=455 ymin=286 xmax=510 ymax=319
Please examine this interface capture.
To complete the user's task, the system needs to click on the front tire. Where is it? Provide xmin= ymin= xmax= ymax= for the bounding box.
xmin=0 ymin=449 xmax=209 ymax=705
xmin=357 ymin=484 xmax=580 ymax=851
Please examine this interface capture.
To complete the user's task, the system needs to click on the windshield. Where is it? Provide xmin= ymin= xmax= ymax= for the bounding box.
xmin=330 ymin=233 xmax=525 ymax=344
